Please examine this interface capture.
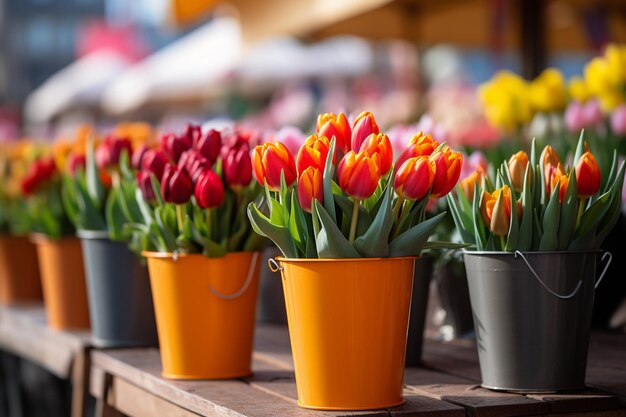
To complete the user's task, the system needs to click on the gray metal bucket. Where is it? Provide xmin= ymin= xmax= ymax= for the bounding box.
xmin=464 ymin=250 xmax=612 ymax=392
xmin=256 ymin=246 xmax=287 ymax=324
xmin=405 ymin=256 xmax=434 ymax=367
xmin=79 ymin=231 xmax=158 ymax=348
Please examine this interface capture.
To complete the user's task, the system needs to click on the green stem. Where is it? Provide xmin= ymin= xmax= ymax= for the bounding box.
xmin=392 ymin=199 xmax=411 ymax=240
xmin=500 ymin=235 xmax=506 ymax=251
xmin=348 ymin=199 xmax=360 ymax=244
xmin=205 ymin=208 xmax=212 ymax=241
xmin=575 ymin=198 xmax=586 ymax=230
xmin=176 ymin=204 xmax=184 ymax=233
xmin=392 ymin=197 xmax=404 ymax=223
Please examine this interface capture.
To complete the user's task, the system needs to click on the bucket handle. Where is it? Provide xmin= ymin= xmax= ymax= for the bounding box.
xmin=514 ymin=251 xmax=582 ymax=300
xmin=268 ymin=258 xmax=283 ymax=272
xmin=208 ymin=252 xmax=259 ymax=300
xmin=594 ymin=252 xmax=612 ymax=290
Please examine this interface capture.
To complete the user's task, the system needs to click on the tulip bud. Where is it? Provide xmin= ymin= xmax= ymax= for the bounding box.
xmin=459 ymin=167 xmax=485 ymax=201
xmin=394 ymin=156 xmax=435 ymax=200
xmin=297 ymin=166 xmax=324 ymax=213
xmin=351 ymin=111 xmax=380 ymax=151
xmin=480 ymin=185 xmax=521 ymax=236
xmin=178 ymin=149 xmax=209 ymax=181
xmin=131 ymin=144 xmax=149 ymax=170
xmin=96 ymin=135 xmax=132 ymax=169
xmin=194 ymin=169 xmax=225 ymax=209
xmin=160 ymin=164 xmax=193 ymax=204
xmin=358 ymin=133 xmax=393 ymax=176
xmin=161 ymin=133 xmax=192 ymax=163
xmin=395 ymin=132 xmax=440 ymax=172
xmin=317 ymin=112 xmax=351 ymax=154
xmin=21 ymin=157 xmax=58 ymax=195
xmin=551 ymin=170 xmax=569 ymax=203
xmin=296 ymin=135 xmax=332 ymax=174
xmin=575 ymin=149 xmax=601 ymax=198
xmin=252 ymin=142 xmax=297 ymax=191
xmin=508 ymin=151 xmax=529 ymax=192
xmin=141 ymin=149 xmax=168 ymax=180
xmin=430 ymin=147 xmax=463 ymax=198
xmin=337 ymin=151 xmax=381 ymax=200
xmin=195 ymin=129 xmax=221 ymax=164
xmin=182 ymin=123 xmax=202 ymax=144
xmin=223 ymin=140 xmax=253 ymax=187
xmin=137 ymin=171 xmax=156 ymax=202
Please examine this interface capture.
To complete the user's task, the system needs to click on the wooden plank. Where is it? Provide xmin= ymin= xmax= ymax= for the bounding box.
xmin=527 ymin=391 xmax=619 ymax=413
xmin=71 ymin=347 xmax=91 ymax=417
xmin=543 ymin=411 xmax=626 ymax=417
xmin=112 ymin=378 xmax=200 ymax=417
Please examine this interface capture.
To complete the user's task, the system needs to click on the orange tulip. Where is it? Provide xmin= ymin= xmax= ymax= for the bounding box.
xmin=508 ymin=151 xmax=529 ymax=192
xmin=252 ymin=141 xmax=297 ymax=191
xmin=394 ymin=156 xmax=435 ymax=200
xmin=296 ymin=134 xmax=332 ymax=174
xmin=459 ymin=167 xmax=486 ymax=201
xmin=297 ymin=166 xmax=324 ymax=213
xmin=575 ymin=149 xmax=601 ymax=198
xmin=481 ymin=185 xmax=521 ymax=236
xmin=337 ymin=151 xmax=381 ymax=200
xmin=316 ymin=112 xmax=351 ymax=154
xmin=550 ymin=170 xmax=569 ymax=203
xmin=395 ymin=132 xmax=440 ymax=172
xmin=430 ymin=147 xmax=463 ymax=198
xmin=351 ymin=111 xmax=380 ymax=151
xmin=358 ymin=133 xmax=393 ymax=175
xmin=540 ymin=145 xmax=562 ymax=194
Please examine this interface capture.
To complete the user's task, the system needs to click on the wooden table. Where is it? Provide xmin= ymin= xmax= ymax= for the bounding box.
xmin=91 ymin=324 xmax=626 ymax=417
xmin=0 ymin=303 xmax=92 ymax=417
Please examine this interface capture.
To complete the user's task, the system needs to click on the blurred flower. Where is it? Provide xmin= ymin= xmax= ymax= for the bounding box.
xmin=460 ymin=151 xmax=487 ymax=180
xmin=317 ymin=112 xmax=351 ymax=154
xmin=575 ymin=148 xmax=601 ymax=198
xmin=160 ymin=164 xmax=193 ymax=204
xmin=481 ymin=185 xmax=520 ymax=236
xmin=20 ymin=157 xmax=57 ymax=195
xmin=252 ymin=142 xmax=296 ymax=191
xmin=161 ymin=133 xmax=192 ymax=163
xmin=358 ymin=133 xmax=393 ymax=175
xmin=351 ymin=111 xmax=380 ymax=151
xmin=610 ymin=104 xmax=626 ymax=135
xmin=583 ymin=100 xmax=604 ymax=127
xmin=564 ymin=102 xmax=586 ymax=133
xmin=430 ymin=147 xmax=463 ymax=198
xmin=178 ymin=149 xmax=209 ymax=181
xmin=297 ymin=166 xmax=324 ymax=213
xmin=131 ymin=144 xmax=149 ymax=170
xmin=508 ymin=151 xmax=529 ymax=192
xmin=395 ymin=132 xmax=439 ymax=170
xmin=296 ymin=135 xmax=332 ymax=174
xmin=459 ymin=167 xmax=485 ymax=201
xmin=569 ymin=76 xmax=591 ymax=103
xmin=181 ymin=124 xmax=202 ymax=144
xmin=195 ymin=129 xmax=221 ymax=164
xmin=66 ymin=153 xmax=86 ymax=175
xmin=274 ymin=126 xmax=307 ymax=157
xmin=479 ymin=70 xmax=534 ymax=131
xmin=96 ymin=135 xmax=132 ymax=170
xmin=394 ymin=156 xmax=435 ymax=200
xmin=337 ymin=151 xmax=380 ymax=200
xmin=194 ymin=169 xmax=225 ymax=209
xmin=223 ymin=139 xmax=253 ymax=187
xmin=584 ymin=44 xmax=626 ymax=111
xmin=137 ymin=171 xmax=156 ymax=202
xmin=141 ymin=149 xmax=168 ymax=180
xmin=529 ymin=68 xmax=567 ymax=112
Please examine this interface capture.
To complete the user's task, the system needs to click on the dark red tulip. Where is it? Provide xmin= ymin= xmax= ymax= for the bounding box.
xmin=96 ymin=135 xmax=132 ymax=169
xmin=131 ymin=144 xmax=149 ymax=170
xmin=161 ymin=133 xmax=192 ymax=163
xmin=222 ymin=140 xmax=252 ymax=187
xmin=181 ymin=123 xmax=202 ymax=144
xmin=20 ymin=157 xmax=57 ymax=195
xmin=141 ymin=149 xmax=168 ymax=180
xmin=194 ymin=169 xmax=225 ymax=209
xmin=137 ymin=171 xmax=156 ymax=202
xmin=178 ymin=149 xmax=209 ymax=181
xmin=195 ymin=129 xmax=221 ymax=164
xmin=160 ymin=164 xmax=193 ymax=204
xmin=66 ymin=153 xmax=86 ymax=175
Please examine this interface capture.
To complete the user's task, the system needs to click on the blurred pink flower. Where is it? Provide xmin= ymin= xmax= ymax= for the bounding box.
xmin=273 ymin=126 xmax=306 ymax=157
xmin=565 ymin=102 xmax=586 ymax=134
xmin=387 ymin=115 xmax=448 ymax=158
xmin=447 ymin=118 xmax=501 ymax=149
xmin=460 ymin=151 xmax=488 ymax=180
xmin=610 ymin=105 xmax=626 ymax=136
xmin=583 ymin=100 xmax=604 ymax=127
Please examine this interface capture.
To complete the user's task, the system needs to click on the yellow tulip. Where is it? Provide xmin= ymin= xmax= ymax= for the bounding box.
xmin=569 ymin=76 xmax=590 ymax=103
xmin=529 ymin=68 xmax=567 ymax=112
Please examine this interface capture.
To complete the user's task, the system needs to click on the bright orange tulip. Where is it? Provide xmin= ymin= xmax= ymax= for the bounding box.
xmin=297 ymin=166 xmax=324 ymax=213
xmin=395 ymin=132 xmax=440 ymax=172
xmin=252 ymin=141 xmax=297 ymax=191
xmin=317 ymin=112 xmax=351 ymax=154
xmin=394 ymin=156 xmax=435 ymax=200
xmin=540 ymin=145 xmax=562 ymax=194
xmin=481 ymin=185 xmax=521 ymax=236
xmin=550 ymin=170 xmax=569 ymax=203
xmin=358 ymin=133 xmax=393 ymax=175
xmin=575 ymin=150 xmax=601 ymax=198
xmin=296 ymin=134 xmax=332 ymax=174
xmin=508 ymin=151 xmax=529 ymax=192
xmin=430 ymin=147 xmax=463 ymax=198
xmin=351 ymin=111 xmax=380 ymax=151
xmin=459 ymin=167 xmax=485 ymax=201
xmin=337 ymin=151 xmax=381 ymax=200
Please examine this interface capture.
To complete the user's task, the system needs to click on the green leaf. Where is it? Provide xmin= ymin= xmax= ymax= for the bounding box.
xmin=105 ymin=187 xmax=127 ymax=241
xmin=154 ymin=206 xmax=177 ymax=251
xmin=119 ymin=149 xmax=133 ymax=181
xmin=289 ymin=191 xmax=307 ymax=254
xmin=135 ymin=188 xmax=154 ymax=225
xmin=388 ymin=212 xmax=447 ymax=257
xmin=422 ymin=241 xmax=470 ymax=250
xmin=247 ymin=203 xmax=298 ymax=258
xmin=85 ymin=135 xmax=106 ymax=208
xmin=573 ymin=129 xmax=586 ymax=164
xmin=354 ymin=182 xmax=394 ymax=257
xmin=538 ymin=182 xmax=560 ymax=250
xmin=334 ymin=193 xmax=372 ymax=236
xmin=75 ymin=176 xmax=107 ymax=230
xmin=322 ymin=138 xmax=337 ymax=223
xmin=313 ymin=200 xmax=360 ymax=258
xmin=574 ymin=191 xmax=612 ymax=239
xmin=517 ymin=164 xmax=533 ymax=251
xmin=471 ymin=184 xmax=486 ymax=251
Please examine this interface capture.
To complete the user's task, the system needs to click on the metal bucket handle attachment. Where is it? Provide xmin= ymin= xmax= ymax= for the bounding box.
xmin=209 ymin=252 xmax=259 ymax=300
xmin=514 ymin=251 xmax=583 ymax=300
xmin=594 ymin=251 xmax=612 ymax=290
xmin=268 ymin=258 xmax=283 ymax=272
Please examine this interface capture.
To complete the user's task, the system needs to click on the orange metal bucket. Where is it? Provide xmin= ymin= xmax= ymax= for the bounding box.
xmin=274 ymin=256 xmax=415 ymax=410
xmin=0 ymin=235 xmax=42 ymax=304
xmin=144 ymin=251 xmax=261 ymax=379
xmin=32 ymin=235 xmax=90 ymax=330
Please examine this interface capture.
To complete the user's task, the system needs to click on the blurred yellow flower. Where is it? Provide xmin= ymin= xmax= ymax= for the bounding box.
xmin=584 ymin=44 xmax=626 ymax=111
xmin=568 ymin=76 xmax=590 ymax=103
xmin=529 ymin=68 xmax=567 ymax=112
xmin=114 ymin=122 xmax=155 ymax=148
xmin=479 ymin=70 xmax=534 ymax=131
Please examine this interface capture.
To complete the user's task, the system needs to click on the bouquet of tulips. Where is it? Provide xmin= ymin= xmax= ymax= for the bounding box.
xmin=122 ymin=124 xmax=266 ymax=257
xmin=448 ymin=132 xmax=626 ymax=251
xmin=247 ymin=111 xmax=465 ymax=259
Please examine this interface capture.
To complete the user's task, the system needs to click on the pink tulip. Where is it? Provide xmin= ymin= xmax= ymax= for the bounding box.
xmin=610 ymin=105 xmax=626 ymax=136
xmin=582 ymin=100 xmax=604 ymax=128
xmin=564 ymin=102 xmax=586 ymax=134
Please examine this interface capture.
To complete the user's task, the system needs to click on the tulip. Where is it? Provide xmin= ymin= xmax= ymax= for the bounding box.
xmin=394 ymin=156 xmax=435 ymax=201
xmin=141 ymin=149 xmax=168 ymax=180
xmin=358 ymin=133 xmax=393 ymax=175
xmin=252 ymin=142 xmax=297 ymax=191
xmin=459 ymin=167 xmax=485 ymax=201
xmin=583 ymin=100 xmax=604 ymax=127
xmin=297 ymin=166 xmax=324 ymax=213
xmin=540 ymin=145 xmax=561 ymax=168
xmin=178 ymin=149 xmax=209 ymax=181
xmin=20 ymin=157 xmax=57 ymax=195
xmin=610 ymin=105 xmax=626 ymax=136
xmin=480 ymin=185 xmax=521 ymax=236
xmin=195 ymin=129 xmax=221 ymax=164
xmin=317 ymin=112 xmax=351 ymax=154
xmin=137 ymin=171 xmax=156 ymax=202
xmin=351 ymin=111 xmax=380 ymax=151
xmin=395 ymin=132 xmax=440 ymax=172
xmin=161 ymin=133 xmax=192 ymax=163
xmin=194 ymin=169 xmax=225 ymax=209
xmin=296 ymin=134 xmax=332 ymax=174
xmin=223 ymin=139 xmax=253 ymax=187
xmin=564 ymin=102 xmax=586 ymax=134
xmin=131 ymin=144 xmax=149 ymax=170
xmin=430 ymin=147 xmax=463 ymax=198
xmin=160 ymin=164 xmax=193 ymax=204
xmin=66 ymin=153 xmax=86 ymax=175
xmin=181 ymin=123 xmax=202 ymax=144
xmin=337 ymin=151 xmax=381 ymax=200
xmin=545 ymin=162 xmax=565 ymax=197
xmin=96 ymin=136 xmax=132 ymax=169
xmin=508 ymin=151 xmax=529 ymax=192
xmin=550 ymin=170 xmax=569 ymax=203
xmin=575 ymin=149 xmax=601 ymax=198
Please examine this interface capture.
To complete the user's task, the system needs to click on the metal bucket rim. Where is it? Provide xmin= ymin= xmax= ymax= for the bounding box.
xmin=142 ymin=250 xmax=259 ymax=259
xmin=463 ymin=250 xmax=602 ymax=256
xmin=29 ymin=233 xmax=75 ymax=244
xmin=77 ymin=230 xmax=110 ymax=240
xmin=275 ymin=256 xmax=418 ymax=264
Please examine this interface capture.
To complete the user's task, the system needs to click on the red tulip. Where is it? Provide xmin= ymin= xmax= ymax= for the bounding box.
xmin=394 ymin=156 xmax=435 ymax=200
xmin=178 ymin=149 xmax=209 ymax=181
xmin=160 ymin=164 xmax=193 ymax=204
xmin=317 ymin=112 xmax=351 ymax=154
xmin=131 ymin=144 xmax=149 ymax=170
xmin=575 ymin=149 xmax=601 ymax=198
xmin=297 ymin=166 xmax=324 ymax=213
xmin=20 ymin=157 xmax=57 ymax=195
xmin=430 ymin=147 xmax=463 ymax=198
xmin=337 ymin=151 xmax=381 ymax=200
xmin=358 ymin=133 xmax=393 ymax=175
xmin=296 ymin=134 xmax=332 ymax=174
xmin=66 ymin=153 xmax=86 ymax=175
xmin=141 ymin=149 xmax=168 ymax=180
xmin=181 ymin=123 xmax=202 ymax=144
xmin=96 ymin=135 xmax=132 ymax=169
xmin=137 ymin=171 xmax=156 ymax=202
xmin=161 ymin=133 xmax=192 ymax=163
xmin=252 ymin=142 xmax=297 ymax=191
xmin=395 ymin=132 xmax=440 ymax=172
xmin=223 ymin=139 xmax=253 ymax=187
xmin=351 ymin=111 xmax=380 ymax=151
xmin=195 ymin=129 xmax=221 ymax=164
xmin=194 ymin=169 xmax=225 ymax=209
